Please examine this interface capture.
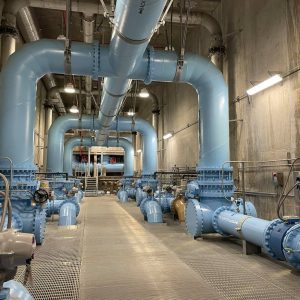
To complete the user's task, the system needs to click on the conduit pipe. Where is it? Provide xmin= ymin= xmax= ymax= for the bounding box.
xmin=96 ymin=0 xmax=167 ymax=145
xmin=47 ymin=114 xmax=156 ymax=175
xmin=82 ymin=13 xmax=95 ymax=114
xmin=63 ymin=136 xmax=134 ymax=177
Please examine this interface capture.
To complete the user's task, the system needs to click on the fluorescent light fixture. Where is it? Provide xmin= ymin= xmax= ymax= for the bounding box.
xmin=127 ymin=108 xmax=135 ymax=116
xmin=137 ymin=149 xmax=142 ymax=153
xmin=246 ymin=74 xmax=282 ymax=96
xmin=64 ymin=82 xmax=76 ymax=94
xmin=139 ymin=88 xmax=149 ymax=98
xmin=163 ymin=132 xmax=173 ymax=140
xmin=69 ymin=105 xmax=79 ymax=113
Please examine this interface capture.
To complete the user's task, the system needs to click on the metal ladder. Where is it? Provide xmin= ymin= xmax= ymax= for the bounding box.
xmin=84 ymin=177 xmax=98 ymax=197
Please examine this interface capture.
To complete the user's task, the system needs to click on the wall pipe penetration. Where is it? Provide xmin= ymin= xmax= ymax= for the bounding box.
xmin=0 ymin=4 xmax=298 ymax=270
xmin=63 ymin=136 xmax=134 ymax=177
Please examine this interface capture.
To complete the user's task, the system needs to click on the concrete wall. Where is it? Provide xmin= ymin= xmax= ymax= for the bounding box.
xmin=223 ymin=0 xmax=300 ymax=219
xmin=145 ymin=0 xmax=300 ymax=220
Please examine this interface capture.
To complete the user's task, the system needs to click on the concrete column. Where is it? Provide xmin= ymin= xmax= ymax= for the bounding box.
xmin=43 ymin=103 xmax=53 ymax=171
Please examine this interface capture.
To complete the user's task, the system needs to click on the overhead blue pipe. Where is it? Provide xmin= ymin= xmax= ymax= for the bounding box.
xmin=48 ymin=115 xmax=156 ymax=175
xmin=96 ymin=0 xmax=167 ymax=145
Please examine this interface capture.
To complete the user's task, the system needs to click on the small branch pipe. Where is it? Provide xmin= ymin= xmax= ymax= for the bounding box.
xmin=63 ymin=136 xmax=134 ymax=176
xmin=47 ymin=114 xmax=156 ymax=175
xmin=58 ymin=202 xmax=77 ymax=226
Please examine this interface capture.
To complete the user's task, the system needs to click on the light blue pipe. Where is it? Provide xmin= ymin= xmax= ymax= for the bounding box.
xmin=3 ymin=280 xmax=33 ymax=300
xmin=110 ymin=117 xmax=157 ymax=175
xmin=0 ymin=40 xmax=112 ymax=169
xmin=63 ymin=137 xmax=94 ymax=175
xmin=106 ymin=137 xmax=134 ymax=177
xmin=48 ymin=115 xmax=156 ymax=175
xmin=131 ymin=50 xmax=229 ymax=168
xmin=58 ymin=202 xmax=77 ymax=226
xmin=64 ymin=136 xmax=133 ymax=176
xmin=72 ymin=162 xmax=124 ymax=173
xmin=96 ymin=0 xmax=167 ymax=144
xmin=140 ymin=197 xmax=163 ymax=223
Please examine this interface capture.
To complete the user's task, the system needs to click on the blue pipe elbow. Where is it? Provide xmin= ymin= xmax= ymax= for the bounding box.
xmin=140 ymin=198 xmax=163 ymax=223
xmin=119 ymin=190 xmax=129 ymax=203
xmin=58 ymin=201 xmax=77 ymax=226
xmin=3 ymin=280 xmax=33 ymax=300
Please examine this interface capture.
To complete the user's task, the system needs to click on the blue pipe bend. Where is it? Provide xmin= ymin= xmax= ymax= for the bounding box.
xmin=140 ymin=198 xmax=163 ymax=223
xmin=58 ymin=200 xmax=79 ymax=226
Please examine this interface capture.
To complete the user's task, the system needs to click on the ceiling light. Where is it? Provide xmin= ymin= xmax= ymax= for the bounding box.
xmin=64 ymin=82 xmax=76 ymax=94
xmin=127 ymin=108 xmax=135 ymax=116
xmin=69 ymin=105 xmax=79 ymax=113
xmin=163 ymin=132 xmax=173 ymax=140
xmin=139 ymin=88 xmax=149 ymax=98
xmin=137 ymin=149 xmax=142 ymax=153
xmin=246 ymin=74 xmax=283 ymax=96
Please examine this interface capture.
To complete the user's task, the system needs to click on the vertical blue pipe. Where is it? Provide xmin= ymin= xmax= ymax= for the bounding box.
xmin=0 ymin=40 xmax=112 ymax=169
xmin=106 ymin=137 xmax=134 ymax=177
xmin=63 ymin=137 xmax=94 ymax=175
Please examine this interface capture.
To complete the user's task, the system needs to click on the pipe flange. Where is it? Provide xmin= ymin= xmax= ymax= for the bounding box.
xmin=92 ymin=41 xmax=100 ymax=80
xmin=144 ymin=46 xmax=154 ymax=85
xmin=185 ymin=199 xmax=203 ymax=238
xmin=58 ymin=199 xmax=80 ymax=216
xmin=263 ymin=219 xmax=283 ymax=258
xmin=212 ymin=206 xmax=234 ymax=236
xmin=282 ymin=224 xmax=300 ymax=269
xmin=33 ymin=208 xmax=46 ymax=245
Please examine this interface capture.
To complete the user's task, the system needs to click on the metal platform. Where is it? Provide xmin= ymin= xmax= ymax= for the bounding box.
xmin=16 ymin=196 xmax=300 ymax=300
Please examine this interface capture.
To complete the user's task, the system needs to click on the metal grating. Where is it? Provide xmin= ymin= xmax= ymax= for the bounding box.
xmin=182 ymin=256 xmax=297 ymax=300
xmin=14 ymin=221 xmax=84 ymax=300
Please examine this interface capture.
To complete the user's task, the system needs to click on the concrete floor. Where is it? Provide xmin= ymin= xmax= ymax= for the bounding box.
xmin=17 ymin=195 xmax=300 ymax=299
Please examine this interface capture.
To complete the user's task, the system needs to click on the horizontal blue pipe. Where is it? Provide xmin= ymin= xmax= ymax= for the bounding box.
xmin=64 ymin=136 xmax=133 ymax=176
xmin=72 ymin=162 xmax=124 ymax=173
xmin=216 ymin=210 xmax=271 ymax=246
xmin=1 ymin=39 xmax=226 ymax=171
xmin=48 ymin=115 xmax=156 ymax=175
xmin=58 ymin=202 xmax=77 ymax=226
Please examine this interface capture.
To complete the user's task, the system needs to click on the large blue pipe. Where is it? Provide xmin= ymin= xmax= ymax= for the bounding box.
xmin=106 ymin=137 xmax=134 ymax=177
xmin=72 ymin=162 xmax=124 ymax=173
xmin=48 ymin=115 xmax=156 ymax=175
xmin=63 ymin=136 xmax=134 ymax=176
xmin=96 ymin=0 xmax=167 ymax=145
xmin=0 ymin=40 xmax=112 ymax=169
